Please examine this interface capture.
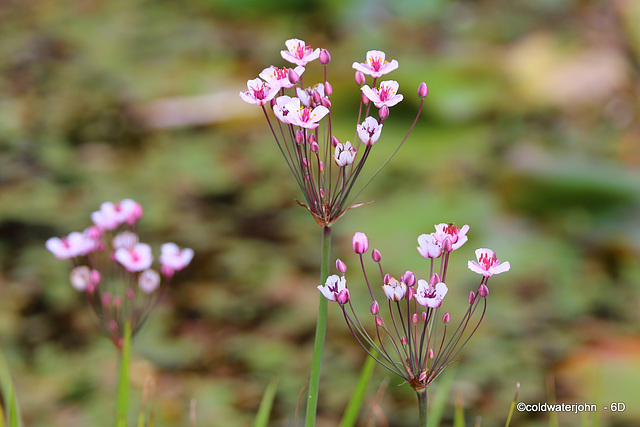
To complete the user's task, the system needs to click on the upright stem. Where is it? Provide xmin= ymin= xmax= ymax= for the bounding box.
xmin=418 ymin=389 xmax=428 ymax=427
xmin=115 ymin=320 xmax=132 ymax=427
xmin=305 ymin=225 xmax=332 ymax=427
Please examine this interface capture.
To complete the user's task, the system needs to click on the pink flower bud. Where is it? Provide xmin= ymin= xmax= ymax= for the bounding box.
xmin=113 ymin=296 xmax=122 ymax=308
xmin=109 ymin=320 xmax=118 ymax=332
xmin=102 ymin=292 xmax=111 ymax=307
xmin=85 ymin=225 xmax=103 ymax=239
xmin=401 ymin=271 xmax=416 ymax=287
xmin=375 ymin=316 xmax=383 ymax=326
xmin=355 ymin=71 xmax=366 ymax=86
xmin=372 ymin=249 xmax=381 ymax=262
xmin=383 ymin=273 xmax=391 ymax=284
xmin=319 ymin=160 xmax=325 ymax=172
xmin=379 ymin=105 xmax=389 ymax=120
xmin=418 ymin=82 xmax=429 ymax=98
xmin=336 ymin=258 xmax=347 ymax=273
xmin=412 ymin=313 xmax=419 ymax=324
xmin=324 ymin=81 xmax=333 ymax=96
xmin=478 ymin=284 xmax=489 ymax=297
xmin=310 ymin=141 xmax=319 ymax=152
xmin=442 ymin=237 xmax=453 ymax=252
xmin=422 ymin=312 xmax=427 ymax=321
xmin=288 ymin=68 xmax=300 ymax=84
xmin=401 ymin=337 xmax=408 ymax=345
xmin=312 ymin=90 xmax=321 ymax=104
xmin=430 ymin=273 xmax=441 ymax=286
xmin=308 ymin=133 xmax=316 ymax=145
xmin=428 ymin=348 xmax=434 ymax=359
xmin=319 ymin=49 xmax=331 ymax=64
xmin=361 ymin=93 xmax=370 ymax=104
xmin=320 ymin=97 xmax=331 ymax=108
xmin=407 ymin=286 xmax=416 ymax=300
xmin=370 ymin=301 xmax=379 ymax=315
xmin=469 ymin=291 xmax=476 ymax=304
xmin=331 ymin=136 xmax=340 ymax=147
xmin=442 ymin=312 xmax=450 ymax=323
xmin=126 ymin=289 xmax=135 ymax=299
xmin=320 ymin=189 xmax=326 ymax=198
xmin=419 ymin=372 xmax=427 ymax=382
xmin=270 ymin=98 xmax=277 ymax=109
xmin=295 ymin=130 xmax=304 ymax=144
xmin=352 ymin=232 xmax=369 ymax=254
xmin=337 ymin=288 xmax=350 ymax=305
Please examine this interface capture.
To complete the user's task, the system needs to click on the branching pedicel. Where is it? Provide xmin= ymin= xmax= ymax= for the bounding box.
xmin=46 ymin=199 xmax=193 ymax=349
xmin=319 ymin=224 xmax=510 ymax=392
xmin=240 ymin=38 xmax=428 ymax=227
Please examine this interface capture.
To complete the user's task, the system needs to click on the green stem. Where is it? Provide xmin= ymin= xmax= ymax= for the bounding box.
xmin=418 ymin=390 xmax=428 ymax=427
xmin=115 ymin=320 xmax=132 ymax=427
xmin=305 ymin=225 xmax=332 ymax=427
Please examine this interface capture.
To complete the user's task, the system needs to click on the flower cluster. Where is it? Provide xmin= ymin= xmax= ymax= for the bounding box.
xmin=46 ymin=199 xmax=193 ymax=348
xmin=240 ymin=38 xmax=428 ymax=227
xmin=318 ymin=225 xmax=510 ymax=391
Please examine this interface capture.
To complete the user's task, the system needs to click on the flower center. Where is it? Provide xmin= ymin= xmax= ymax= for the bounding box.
xmin=479 ymin=252 xmax=497 ymax=270
xmin=293 ymin=43 xmax=311 ymax=59
xmin=369 ymin=56 xmax=383 ymax=71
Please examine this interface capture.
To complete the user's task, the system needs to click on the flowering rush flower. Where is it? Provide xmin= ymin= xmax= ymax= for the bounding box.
xmin=240 ymin=38 xmax=428 ymax=227
xmin=45 ymin=199 xmax=193 ymax=349
xmin=319 ymin=227 xmax=510 ymax=396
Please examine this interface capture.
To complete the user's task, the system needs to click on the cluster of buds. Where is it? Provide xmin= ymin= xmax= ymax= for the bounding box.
xmin=45 ymin=199 xmax=193 ymax=349
xmin=318 ymin=225 xmax=510 ymax=391
xmin=240 ymin=38 xmax=428 ymax=227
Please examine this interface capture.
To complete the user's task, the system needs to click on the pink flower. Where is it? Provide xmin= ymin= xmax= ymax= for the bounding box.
xmin=259 ymin=65 xmax=305 ymax=90
xmin=357 ymin=116 xmax=383 ymax=146
xmin=239 ymin=78 xmax=279 ymax=106
xmin=91 ymin=199 xmax=142 ymax=230
xmin=352 ymin=50 xmax=399 ymax=78
xmin=334 ymin=141 xmax=357 ymax=167
xmin=159 ymin=243 xmax=194 ymax=276
xmin=361 ymin=80 xmax=403 ymax=109
xmin=112 ymin=231 xmax=138 ymax=250
xmin=417 ymin=233 xmax=442 ymax=259
xmin=273 ymin=95 xmax=293 ymax=124
xmin=415 ymin=279 xmax=448 ymax=308
xmin=139 ymin=269 xmax=161 ymax=294
xmin=46 ymin=232 xmax=93 ymax=259
xmin=432 ymin=223 xmax=469 ymax=251
xmin=285 ymin=97 xmax=329 ymax=129
xmin=70 ymin=266 xmax=99 ymax=291
xmin=281 ymin=38 xmax=320 ymax=66
xmin=115 ymin=243 xmax=153 ymax=272
xmin=352 ymin=232 xmax=369 ymax=254
xmin=296 ymin=84 xmax=328 ymax=108
xmin=317 ymin=274 xmax=347 ymax=302
xmin=468 ymin=248 xmax=510 ymax=278
xmin=382 ymin=277 xmax=408 ymax=302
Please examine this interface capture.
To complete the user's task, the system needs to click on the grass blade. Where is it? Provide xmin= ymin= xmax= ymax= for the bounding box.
xmin=0 ymin=351 xmax=23 ymax=427
xmin=115 ymin=320 xmax=132 ymax=427
xmin=253 ymin=377 xmax=279 ymax=427
xmin=427 ymin=367 xmax=457 ymax=427
xmin=504 ymin=382 xmax=520 ymax=427
xmin=453 ymin=391 xmax=465 ymax=427
xmin=339 ymin=352 xmax=377 ymax=427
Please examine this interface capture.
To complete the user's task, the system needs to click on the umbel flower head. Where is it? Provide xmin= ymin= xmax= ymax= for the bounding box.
xmin=46 ymin=199 xmax=193 ymax=349
xmin=320 ymin=225 xmax=510 ymax=392
xmin=240 ymin=38 xmax=428 ymax=227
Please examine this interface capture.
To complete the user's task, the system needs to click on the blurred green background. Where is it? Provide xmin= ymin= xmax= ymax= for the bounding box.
xmin=1 ymin=0 xmax=640 ymax=425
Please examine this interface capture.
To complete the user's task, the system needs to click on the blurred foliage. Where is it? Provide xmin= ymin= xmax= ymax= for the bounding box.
xmin=1 ymin=0 xmax=640 ymax=426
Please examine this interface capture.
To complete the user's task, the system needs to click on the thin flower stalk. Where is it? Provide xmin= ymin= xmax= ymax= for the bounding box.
xmin=318 ymin=225 xmax=511 ymax=425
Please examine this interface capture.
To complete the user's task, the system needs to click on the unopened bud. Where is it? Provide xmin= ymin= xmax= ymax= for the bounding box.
xmin=125 ymin=288 xmax=135 ymax=299
xmin=428 ymin=348 xmax=434 ymax=359
xmin=430 ymin=273 xmax=441 ymax=286
xmin=308 ymin=133 xmax=316 ymax=145
xmin=295 ymin=130 xmax=304 ymax=144
xmin=288 ymin=68 xmax=300 ymax=84
xmin=370 ymin=301 xmax=379 ymax=315
xmin=320 ymin=189 xmax=326 ymax=199
xmin=469 ymin=291 xmax=476 ymax=304
xmin=320 ymin=97 xmax=331 ymax=108
xmin=355 ymin=71 xmax=366 ymax=86
xmin=478 ymin=284 xmax=489 ymax=297
xmin=324 ymin=81 xmax=333 ymax=96
xmin=352 ymin=232 xmax=369 ymax=254
xmin=412 ymin=313 xmax=419 ymax=324
xmin=310 ymin=141 xmax=319 ymax=152
xmin=422 ymin=311 xmax=427 ymax=321
xmin=375 ymin=316 xmax=383 ymax=326
xmin=337 ymin=288 xmax=350 ymax=305
xmin=361 ymin=93 xmax=370 ymax=104
xmin=319 ymin=49 xmax=331 ymax=64
xmin=312 ymin=90 xmax=321 ymax=104
xmin=401 ymin=337 xmax=408 ymax=345
xmin=442 ymin=237 xmax=452 ymax=252
xmin=113 ymin=296 xmax=122 ymax=308
xmin=417 ymin=82 xmax=428 ymax=98
xmin=319 ymin=160 xmax=325 ymax=172
xmin=401 ymin=271 xmax=416 ymax=287
xmin=442 ymin=312 xmax=450 ymax=324
xmin=407 ymin=286 xmax=417 ymax=300
xmin=372 ymin=249 xmax=382 ymax=262
xmin=379 ymin=105 xmax=389 ymax=120
xmin=331 ymin=136 xmax=340 ymax=147
xmin=383 ymin=273 xmax=392 ymax=284
xmin=102 ymin=292 xmax=112 ymax=307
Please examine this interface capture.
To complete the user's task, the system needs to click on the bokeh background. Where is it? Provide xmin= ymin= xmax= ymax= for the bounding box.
xmin=1 ymin=0 xmax=640 ymax=426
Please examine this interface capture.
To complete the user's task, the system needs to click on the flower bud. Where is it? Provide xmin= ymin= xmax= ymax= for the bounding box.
xmin=372 ymin=249 xmax=381 ymax=262
xmin=430 ymin=273 xmax=441 ymax=286
xmin=113 ymin=296 xmax=122 ymax=308
xmin=383 ymin=273 xmax=391 ymax=284
xmin=442 ymin=312 xmax=450 ymax=324
xmin=442 ymin=236 xmax=452 ymax=252
xmin=370 ymin=301 xmax=379 ymax=315
xmin=319 ymin=160 xmax=325 ymax=172
xmin=469 ymin=291 xmax=476 ymax=304
xmin=352 ymin=232 xmax=369 ymax=254
xmin=428 ymin=348 xmax=434 ymax=359
xmin=308 ymin=133 xmax=316 ymax=145
xmin=355 ymin=71 xmax=366 ymax=86
xmin=125 ymin=289 xmax=135 ymax=299
xmin=401 ymin=337 xmax=408 ymax=345
xmin=361 ymin=93 xmax=370 ymax=104
xmin=312 ymin=89 xmax=321 ymax=104
xmin=375 ymin=316 xmax=383 ymax=326
xmin=407 ymin=286 xmax=416 ymax=300
xmin=310 ymin=141 xmax=319 ymax=153
xmin=337 ymin=288 xmax=350 ymax=305
xmin=478 ymin=284 xmax=489 ymax=297
xmin=320 ymin=189 xmax=326 ymax=199
xmin=85 ymin=225 xmax=103 ymax=239
xmin=320 ymin=98 xmax=331 ymax=108
xmin=102 ymin=292 xmax=111 ymax=307
xmin=295 ymin=130 xmax=304 ymax=144
xmin=324 ymin=81 xmax=333 ymax=96
xmin=401 ymin=271 xmax=416 ymax=287
xmin=422 ymin=312 xmax=427 ymax=321
xmin=70 ymin=266 xmax=92 ymax=292
xmin=418 ymin=82 xmax=429 ymax=98
xmin=288 ymin=68 xmax=300 ymax=84
xmin=319 ymin=49 xmax=331 ymax=64
xmin=379 ymin=105 xmax=389 ymax=120
xmin=412 ymin=313 xmax=419 ymax=324
xmin=336 ymin=258 xmax=347 ymax=273
xmin=331 ymin=136 xmax=340 ymax=147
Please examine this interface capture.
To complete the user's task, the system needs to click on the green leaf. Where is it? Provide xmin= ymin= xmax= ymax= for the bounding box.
xmin=253 ymin=377 xmax=279 ymax=427
xmin=339 ymin=352 xmax=377 ymax=427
